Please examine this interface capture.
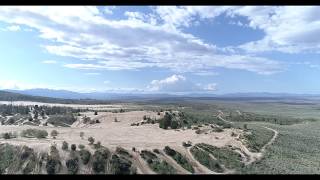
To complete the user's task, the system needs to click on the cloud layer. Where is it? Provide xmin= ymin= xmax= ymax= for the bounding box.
xmin=0 ymin=6 xmax=289 ymax=76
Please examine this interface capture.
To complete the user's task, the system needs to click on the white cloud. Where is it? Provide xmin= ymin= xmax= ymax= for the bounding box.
xmin=147 ymin=74 xmax=217 ymax=93
xmin=0 ymin=80 xmax=23 ymax=90
xmin=153 ymin=6 xmax=232 ymax=30
xmin=42 ymin=60 xmax=57 ymax=64
xmin=204 ymin=83 xmax=217 ymax=91
xmin=85 ymin=72 xmax=100 ymax=76
xmin=6 ymin=25 xmax=21 ymax=31
xmin=103 ymin=80 xmax=110 ymax=84
xmin=104 ymin=6 xmax=115 ymax=15
xmin=193 ymin=71 xmax=219 ymax=76
xmin=227 ymin=6 xmax=320 ymax=53
xmin=0 ymin=6 xmax=284 ymax=75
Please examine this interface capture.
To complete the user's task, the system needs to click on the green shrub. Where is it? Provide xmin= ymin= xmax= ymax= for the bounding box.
xmin=80 ymin=132 xmax=84 ymax=139
xmin=116 ymin=147 xmax=132 ymax=158
xmin=21 ymin=129 xmax=48 ymax=139
xmin=196 ymin=143 xmax=243 ymax=170
xmin=66 ymin=156 xmax=79 ymax=174
xmin=78 ymin=144 xmax=85 ymax=150
xmin=71 ymin=144 xmax=77 ymax=151
xmin=88 ymin=137 xmax=95 ymax=145
xmin=62 ymin=141 xmax=69 ymax=151
xmin=164 ymin=146 xmax=194 ymax=173
xmin=92 ymin=148 xmax=111 ymax=174
xmin=182 ymin=141 xmax=192 ymax=148
xmin=51 ymin=130 xmax=58 ymax=139
xmin=2 ymin=132 xmax=13 ymax=139
xmin=171 ymin=121 xmax=179 ymax=129
xmin=140 ymin=150 xmax=176 ymax=174
xmin=79 ymin=149 xmax=91 ymax=165
xmin=110 ymin=154 xmax=135 ymax=174
xmin=47 ymin=114 xmax=76 ymax=127
xmin=46 ymin=145 xmax=61 ymax=174
xmin=190 ymin=146 xmax=223 ymax=173
xmin=94 ymin=141 xmax=101 ymax=149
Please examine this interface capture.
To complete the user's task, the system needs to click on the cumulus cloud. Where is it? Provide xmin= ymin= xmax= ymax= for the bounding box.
xmin=154 ymin=6 xmax=320 ymax=53
xmin=226 ymin=6 xmax=320 ymax=53
xmin=0 ymin=6 xmax=285 ymax=75
xmin=147 ymin=74 xmax=217 ymax=93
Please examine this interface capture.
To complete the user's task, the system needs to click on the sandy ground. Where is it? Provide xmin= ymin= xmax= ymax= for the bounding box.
xmin=0 ymin=110 xmax=266 ymax=174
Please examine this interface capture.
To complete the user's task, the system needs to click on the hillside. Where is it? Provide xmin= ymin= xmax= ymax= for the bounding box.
xmin=0 ymin=90 xmax=112 ymax=105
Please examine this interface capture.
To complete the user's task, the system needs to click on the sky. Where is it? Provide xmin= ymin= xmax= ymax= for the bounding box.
xmin=0 ymin=6 xmax=319 ymax=94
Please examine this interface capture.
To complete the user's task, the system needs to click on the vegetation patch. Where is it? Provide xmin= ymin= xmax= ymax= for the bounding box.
xmin=92 ymin=147 xmax=111 ymax=174
xmin=196 ymin=143 xmax=243 ymax=170
xmin=190 ymin=146 xmax=224 ymax=173
xmin=110 ymin=154 xmax=136 ymax=174
xmin=66 ymin=152 xmax=79 ymax=174
xmin=163 ymin=146 xmax=194 ymax=173
xmin=240 ymin=125 xmax=274 ymax=152
xmin=47 ymin=114 xmax=76 ymax=127
xmin=46 ymin=145 xmax=62 ymax=174
xmin=79 ymin=149 xmax=91 ymax=165
xmin=140 ymin=150 xmax=176 ymax=174
xmin=21 ymin=129 xmax=48 ymax=139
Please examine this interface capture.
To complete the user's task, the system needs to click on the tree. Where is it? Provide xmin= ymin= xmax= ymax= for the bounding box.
xmin=51 ymin=130 xmax=59 ymax=139
xmin=34 ymin=111 xmax=38 ymax=120
xmin=41 ymin=111 xmax=46 ymax=119
xmin=80 ymin=132 xmax=84 ymax=139
xmin=159 ymin=112 xmax=173 ymax=129
xmin=3 ymin=132 xmax=11 ymax=139
xmin=171 ymin=121 xmax=179 ymax=129
xmin=71 ymin=144 xmax=77 ymax=151
xmin=79 ymin=149 xmax=91 ymax=165
xmin=94 ymin=141 xmax=102 ymax=149
xmin=88 ymin=137 xmax=95 ymax=145
xmin=66 ymin=157 xmax=79 ymax=174
xmin=62 ymin=141 xmax=69 ymax=150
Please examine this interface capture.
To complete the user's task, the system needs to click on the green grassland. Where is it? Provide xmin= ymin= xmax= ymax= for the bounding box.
xmin=239 ymin=121 xmax=320 ymax=174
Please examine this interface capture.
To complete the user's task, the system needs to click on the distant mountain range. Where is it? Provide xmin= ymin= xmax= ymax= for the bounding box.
xmin=2 ymin=88 xmax=320 ymax=101
xmin=3 ymin=89 xmax=181 ymax=100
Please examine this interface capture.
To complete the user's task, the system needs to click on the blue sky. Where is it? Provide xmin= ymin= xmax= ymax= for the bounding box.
xmin=0 ymin=6 xmax=320 ymax=94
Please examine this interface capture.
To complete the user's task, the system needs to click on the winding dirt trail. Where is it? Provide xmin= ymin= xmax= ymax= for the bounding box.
xmin=244 ymin=126 xmax=279 ymax=165
xmin=260 ymin=126 xmax=279 ymax=154
xmin=217 ymin=110 xmax=234 ymax=124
